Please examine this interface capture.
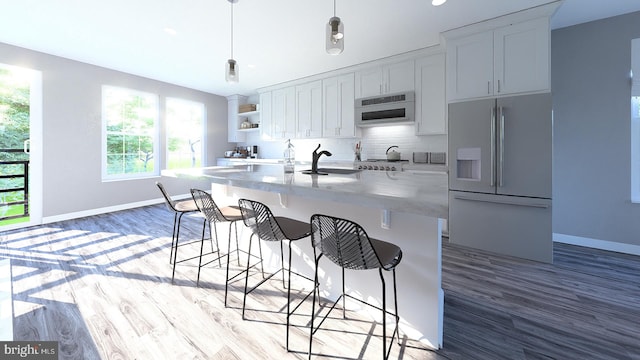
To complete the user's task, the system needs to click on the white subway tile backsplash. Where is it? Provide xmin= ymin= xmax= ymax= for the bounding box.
xmin=236 ymin=124 xmax=447 ymax=163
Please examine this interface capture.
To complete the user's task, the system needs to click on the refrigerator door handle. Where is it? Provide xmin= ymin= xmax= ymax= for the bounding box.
xmin=490 ymin=107 xmax=496 ymax=187
xmin=453 ymin=194 xmax=550 ymax=209
xmin=498 ymin=106 xmax=505 ymax=187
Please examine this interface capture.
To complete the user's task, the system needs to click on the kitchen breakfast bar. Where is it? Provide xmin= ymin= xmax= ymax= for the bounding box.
xmin=163 ymin=163 xmax=448 ymax=349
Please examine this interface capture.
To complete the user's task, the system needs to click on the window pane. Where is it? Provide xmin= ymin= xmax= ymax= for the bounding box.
xmin=166 ymin=98 xmax=204 ymax=169
xmin=103 ymin=86 xmax=158 ymax=179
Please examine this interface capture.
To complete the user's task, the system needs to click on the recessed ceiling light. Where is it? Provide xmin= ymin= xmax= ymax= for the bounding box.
xmin=247 ymin=64 xmax=256 ymax=69
xmin=432 ymin=0 xmax=447 ymax=6
xmin=164 ymin=27 xmax=177 ymax=36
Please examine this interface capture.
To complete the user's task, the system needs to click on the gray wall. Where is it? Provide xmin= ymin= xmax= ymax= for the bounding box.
xmin=0 ymin=42 xmax=229 ymax=219
xmin=552 ymin=11 xmax=640 ymax=248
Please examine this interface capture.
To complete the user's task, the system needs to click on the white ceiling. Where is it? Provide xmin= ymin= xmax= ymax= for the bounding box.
xmin=1 ymin=0 xmax=639 ymax=97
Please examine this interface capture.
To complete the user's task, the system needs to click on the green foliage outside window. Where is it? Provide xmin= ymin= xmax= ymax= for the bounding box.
xmin=0 ymin=66 xmax=30 ymax=220
xmin=103 ymin=86 xmax=158 ymax=177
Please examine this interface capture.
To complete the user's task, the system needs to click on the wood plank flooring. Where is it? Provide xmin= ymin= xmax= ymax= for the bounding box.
xmin=1 ymin=204 xmax=639 ymax=359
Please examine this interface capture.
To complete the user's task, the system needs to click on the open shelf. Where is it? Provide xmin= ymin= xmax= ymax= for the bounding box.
xmin=238 ymin=110 xmax=259 ymax=117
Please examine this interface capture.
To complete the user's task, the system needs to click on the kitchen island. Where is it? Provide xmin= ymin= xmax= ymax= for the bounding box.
xmin=163 ymin=164 xmax=447 ymax=349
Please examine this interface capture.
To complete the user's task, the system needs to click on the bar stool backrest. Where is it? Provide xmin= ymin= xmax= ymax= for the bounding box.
xmin=190 ymin=189 xmax=227 ymax=223
xmin=238 ymin=199 xmax=287 ymax=242
xmin=156 ymin=181 xmax=177 ymax=212
xmin=310 ymin=214 xmax=382 ymax=270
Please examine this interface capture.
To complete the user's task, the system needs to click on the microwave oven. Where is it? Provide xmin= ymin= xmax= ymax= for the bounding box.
xmin=355 ymin=91 xmax=415 ymax=127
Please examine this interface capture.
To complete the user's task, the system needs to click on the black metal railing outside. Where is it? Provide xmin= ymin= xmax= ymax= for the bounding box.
xmin=0 ymin=159 xmax=29 ymax=221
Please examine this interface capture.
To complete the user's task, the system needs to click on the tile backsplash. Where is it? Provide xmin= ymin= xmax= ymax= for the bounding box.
xmin=236 ymin=124 xmax=447 ymax=163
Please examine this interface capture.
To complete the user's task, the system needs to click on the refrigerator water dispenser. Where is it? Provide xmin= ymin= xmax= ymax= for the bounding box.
xmin=456 ymin=147 xmax=481 ymax=180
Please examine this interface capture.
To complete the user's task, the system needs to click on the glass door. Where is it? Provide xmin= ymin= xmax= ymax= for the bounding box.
xmin=0 ymin=64 xmax=42 ymax=230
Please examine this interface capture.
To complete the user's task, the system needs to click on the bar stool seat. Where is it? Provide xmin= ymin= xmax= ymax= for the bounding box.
xmin=309 ymin=214 xmax=403 ymax=360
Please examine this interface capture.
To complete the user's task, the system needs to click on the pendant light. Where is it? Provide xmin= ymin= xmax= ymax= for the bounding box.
xmin=225 ymin=0 xmax=239 ymax=83
xmin=326 ymin=0 xmax=344 ymax=55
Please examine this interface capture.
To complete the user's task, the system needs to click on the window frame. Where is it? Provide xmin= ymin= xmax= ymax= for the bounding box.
xmin=101 ymin=85 xmax=160 ymax=181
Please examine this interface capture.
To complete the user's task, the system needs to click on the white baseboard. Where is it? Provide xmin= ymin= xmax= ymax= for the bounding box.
xmin=42 ymin=198 xmax=166 ymax=224
xmin=553 ymin=233 xmax=640 ymax=256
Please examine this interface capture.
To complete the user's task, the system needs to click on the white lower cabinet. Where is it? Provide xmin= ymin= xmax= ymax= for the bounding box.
xmin=322 ymin=73 xmax=355 ymax=138
xmin=415 ymin=53 xmax=446 ymax=135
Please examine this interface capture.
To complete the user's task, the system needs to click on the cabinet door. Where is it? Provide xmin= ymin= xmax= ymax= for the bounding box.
xmin=355 ymin=67 xmax=383 ymax=98
xmin=494 ymin=17 xmax=550 ymax=95
xmin=446 ymin=31 xmax=493 ymax=101
xmin=227 ymin=95 xmax=246 ymax=142
xmin=272 ymin=86 xmax=296 ymax=140
xmin=296 ymin=80 xmax=323 ymax=138
xmin=415 ymin=53 xmax=446 ymax=135
xmin=385 ymin=60 xmax=415 ymax=94
xmin=259 ymin=91 xmax=272 ymax=139
xmin=323 ymin=73 xmax=355 ymax=138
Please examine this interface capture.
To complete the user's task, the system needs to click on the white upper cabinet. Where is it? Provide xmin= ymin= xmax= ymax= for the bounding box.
xmin=295 ymin=80 xmax=323 ymax=138
xmin=446 ymin=31 xmax=494 ymax=101
xmin=445 ymin=17 xmax=550 ymax=101
xmin=415 ymin=52 xmax=446 ymax=135
xmin=355 ymin=60 xmax=415 ymax=98
xmin=323 ymin=73 xmax=355 ymax=138
xmin=258 ymin=91 xmax=272 ymax=139
xmin=494 ymin=17 xmax=550 ymax=95
xmin=271 ymin=86 xmax=296 ymax=140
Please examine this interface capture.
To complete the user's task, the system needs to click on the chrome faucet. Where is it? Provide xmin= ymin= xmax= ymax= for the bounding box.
xmin=311 ymin=144 xmax=332 ymax=173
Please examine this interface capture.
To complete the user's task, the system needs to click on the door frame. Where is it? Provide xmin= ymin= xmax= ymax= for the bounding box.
xmin=0 ymin=64 xmax=42 ymax=230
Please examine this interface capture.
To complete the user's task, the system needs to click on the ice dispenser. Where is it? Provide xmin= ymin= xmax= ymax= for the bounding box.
xmin=456 ymin=148 xmax=481 ymax=180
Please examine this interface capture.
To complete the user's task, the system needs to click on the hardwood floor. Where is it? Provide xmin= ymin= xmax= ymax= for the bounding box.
xmin=1 ymin=204 xmax=639 ymax=359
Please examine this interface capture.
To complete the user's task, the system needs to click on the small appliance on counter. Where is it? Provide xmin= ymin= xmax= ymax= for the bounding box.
xmin=249 ymin=145 xmax=258 ymax=158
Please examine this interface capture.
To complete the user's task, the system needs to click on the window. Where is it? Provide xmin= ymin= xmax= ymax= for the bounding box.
xmin=102 ymin=86 xmax=158 ymax=180
xmin=166 ymin=98 xmax=205 ymax=169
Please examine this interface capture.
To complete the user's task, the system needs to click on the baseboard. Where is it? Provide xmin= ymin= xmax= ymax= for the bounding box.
xmin=553 ymin=233 xmax=640 ymax=256
xmin=42 ymin=197 xmax=167 ymax=224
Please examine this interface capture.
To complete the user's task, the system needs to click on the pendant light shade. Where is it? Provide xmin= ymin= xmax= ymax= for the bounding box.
xmin=225 ymin=0 xmax=239 ymax=83
xmin=326 ymin=0 xmax=343 ymax=55
xmin=226 ymin=59 xmax=238 ymax=83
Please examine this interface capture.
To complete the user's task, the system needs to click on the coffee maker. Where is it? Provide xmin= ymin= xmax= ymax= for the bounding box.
xmin=249 ymin=145 xmax=258 ymax=159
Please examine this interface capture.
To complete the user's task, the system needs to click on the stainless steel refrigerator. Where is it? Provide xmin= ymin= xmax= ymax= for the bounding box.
xmin=448 ymin=93 xmax=552 ymax=263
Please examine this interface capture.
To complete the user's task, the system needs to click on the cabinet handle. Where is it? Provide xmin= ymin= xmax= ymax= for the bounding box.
xmin=498 ymin=80 xmax=501 ymax=93
xmin=499 ymin=106 xmax=505 ymax=187
xmin=487 ymin=81 xmax=491 ymax=94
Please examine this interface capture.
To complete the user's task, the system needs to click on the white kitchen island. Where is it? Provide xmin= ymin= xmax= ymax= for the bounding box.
xmin=163 ymin=164 xmax=448 ymax=349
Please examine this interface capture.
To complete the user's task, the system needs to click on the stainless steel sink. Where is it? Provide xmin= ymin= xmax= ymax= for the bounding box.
xmin=302 ymin=168 xmax=361 ymax=175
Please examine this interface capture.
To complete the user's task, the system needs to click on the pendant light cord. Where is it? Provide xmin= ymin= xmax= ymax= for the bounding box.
xmin=230 ymin=1 xmax=234 ymax=59
xmin=333 ymin=0 xmax=336 ymax=17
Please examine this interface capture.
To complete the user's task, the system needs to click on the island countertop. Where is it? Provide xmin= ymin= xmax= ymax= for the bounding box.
xmin=163 ymin=164 xmax=448 ymax=219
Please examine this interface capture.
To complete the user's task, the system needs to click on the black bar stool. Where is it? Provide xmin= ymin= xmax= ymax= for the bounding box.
xmin=190 ymin=189 xmax=245 ymax=303
xmin=156 ymin=182 xmax=205 ymax=283
xmin=237 ymin=198 xmax=314 ymax=351
xmin=308 ymin=214 xmax=403 ymax=360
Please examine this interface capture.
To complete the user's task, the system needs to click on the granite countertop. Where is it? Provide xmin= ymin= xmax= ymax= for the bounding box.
xmin=164 ymin=164 xmax=448 ymax=219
